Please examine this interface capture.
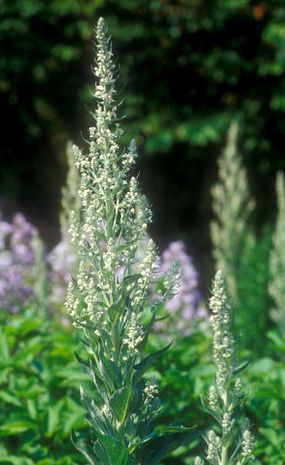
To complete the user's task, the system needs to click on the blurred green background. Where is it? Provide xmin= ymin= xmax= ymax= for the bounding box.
xmin=1 ymin=2 xmax=285 ymax=464
xmin=1 ymin=0 xmax=285 ymax=285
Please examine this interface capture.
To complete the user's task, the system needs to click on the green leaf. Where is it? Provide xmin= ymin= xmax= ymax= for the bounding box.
xmin=81 ymin=391 xmax=113 ymax=436
xmin=92 ymin=439 xmax=110 ymax=465
xmin=100 ymin=354 xmax=122 ymax=386
xmin=14 ymin=336 xmax=44 ymax=364
xmin=71 ymin=432 xmax=96 ymax=465
xmin=46 ymin=402 xmax=63 ymax=437
xmin=155 ymin=424 xmax=194 ymax=434
xmin=61 ymin=397 xmax=85 ymax=435
xmin=75 ymin=430 xmax=129 ymax=465
xmin=137 ymin=430 xmax=195 ymax=465
xmin=123 ymin=274 xmax=142 ymax=284
xmin=109 ymin=386 xmax=131 ymax=424
xmin=0 ymin=457 xmax=34 ymax=465
xmin=267 ymin=330 xmax=285 ymax=352
xmin=0 ymin=420 xmax=36 ymax=436
xmin=233 ymin=360 xmax=250 ymax=377
xmin=27 ymin=399 xmax=37 ymax=420
xmin=0 ymin=390 xmax=21 ymax=407
xmin=74 ymin=350 xmax=89 ymax=368
xmin=133 ymin=343 xmax=171 ymax=384
xmin=17 ymin=318 xmax=44 ymax=337
xmin=0 ymin=329 xmax=9 ymax=364
xmin=95 ymin=434 xmax=129 ymax=465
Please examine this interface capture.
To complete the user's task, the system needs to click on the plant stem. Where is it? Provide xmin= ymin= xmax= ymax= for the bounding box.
xmin=221 ymin=445 xmax=228 ymax=465
xmin=221 ymin=382 xmax=230 ymax=465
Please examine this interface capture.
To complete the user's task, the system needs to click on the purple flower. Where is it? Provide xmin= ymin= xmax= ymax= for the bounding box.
xmin=0 ymin=212 xmax=38 ymax=313
xmin=46 ymin=237 xmax=207 ymax=334
xmin=155 ymin=240 xmax=207 ymax=336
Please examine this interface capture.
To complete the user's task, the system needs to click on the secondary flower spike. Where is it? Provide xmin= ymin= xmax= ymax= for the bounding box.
xmin=193 ymin=270 xmax=256 ymax=465
xmin=211 ymin=123 xmax=254 ymax=302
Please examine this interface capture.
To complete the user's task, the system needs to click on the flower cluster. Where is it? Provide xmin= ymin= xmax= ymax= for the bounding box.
xmin=65 ymin=20 xmax=159 ymax=331
xmin=0 ymin=213 xmax=38 ymax=313
xmin=211 ymin=122 xmax=254 ymax=302
xmin=210 ymin=271 xmax=235 ymax=389
xmin=47 ymin=235 xmax=206 ymax=331
xmin=155 ymin=240 xmax=207 ymax=335
xmin=64 ymin=18 xmax=186 ymax=465
xmin=194 ymin=271 xmax=255 ymax=465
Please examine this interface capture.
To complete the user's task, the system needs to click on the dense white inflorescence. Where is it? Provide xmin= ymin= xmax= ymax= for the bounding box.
xmin=210 ymin=270 xmax=234 ymax=390
xmin=194 ymin=271 xmax=256 ymax=465
xmin=65 ymin=18 xmax=165 ymax=340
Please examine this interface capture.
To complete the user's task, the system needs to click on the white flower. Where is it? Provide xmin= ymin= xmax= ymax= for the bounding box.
xmin=206 ymin=430 xmax=221 ymax=461
xmin=210 ymin=270 xmax=234 ymax=389
xmin=208 ymin=385 xmax=219 ymax=411
xmin=123 ymin=313 xmax=144 ymax=356
xmin=241 ymin=429 xmax=254 ymax=458
xmin=194 ymin=458 xmax=204 ymax=465
xmin=143 ymin=378 xmax=159 ymax=403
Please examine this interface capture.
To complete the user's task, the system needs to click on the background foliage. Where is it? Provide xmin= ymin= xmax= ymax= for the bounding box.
xmin=0 ymin=310 xmax=87 ymax=464
xmin=1 ymin=308 xmax=285 ymax=465
xmin=1 ymin=0 xmax=285 ymax=271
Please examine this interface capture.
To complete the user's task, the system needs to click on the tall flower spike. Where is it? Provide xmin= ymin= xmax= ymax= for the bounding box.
xmin=269 ymin=171 xmax=285 ymax=336
xmin=210 ymin=122 xmax=254 ymax=302
xmin=65 ymin=18 xmax=190 ymax=465
xmin=60 ymin=141 xmax=81 ymax=238
xmin=194 ymin=271 xmax=256 ymax=465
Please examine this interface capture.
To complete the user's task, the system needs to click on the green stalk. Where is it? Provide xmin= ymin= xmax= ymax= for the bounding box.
xmin=193 ymin=271 xmax=256 ymax=465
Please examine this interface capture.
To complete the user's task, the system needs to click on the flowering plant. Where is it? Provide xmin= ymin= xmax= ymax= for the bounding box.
xmin=211 ymin=122 xmax=254 ymax=302
xmin=65 ymin=18 xmax=192 ymax=465
xmin=194 ymin=271 xmax=256 ymax=465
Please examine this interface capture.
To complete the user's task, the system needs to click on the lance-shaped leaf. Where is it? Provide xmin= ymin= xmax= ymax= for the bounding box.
xmin=100 ymin=353 xmax=122 ymax=387
xmin=133 ymin=342 xmax=171 ymax=384
xmin=109 ymin=386 xmax=131 ymax=425
xmin=136 ymin=429 xmax=196 ymax=465
xmin=93 ymin=432 xmax=130 ymax=465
